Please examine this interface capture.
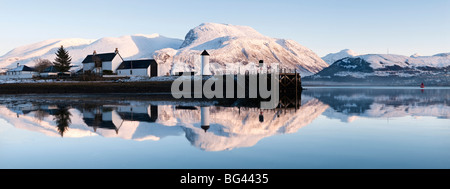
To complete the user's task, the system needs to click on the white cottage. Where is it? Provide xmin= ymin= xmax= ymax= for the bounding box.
xmin=82 ymin=49 xmax=123 ymax=74
xmin=116 ymin=59 xmax=158 ymax=77
xmin=5 ymin=64 xmax=38 ymax=79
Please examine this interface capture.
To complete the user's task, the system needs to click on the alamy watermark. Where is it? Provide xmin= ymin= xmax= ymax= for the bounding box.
xmin=171 ymin=62 xmax=280 ymax=109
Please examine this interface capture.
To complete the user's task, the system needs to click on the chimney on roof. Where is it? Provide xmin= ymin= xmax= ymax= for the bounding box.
xmin=93 ymin=50 xmax=97 ymax=55
xmin=115 ymin=48 xmax=119 ymax=54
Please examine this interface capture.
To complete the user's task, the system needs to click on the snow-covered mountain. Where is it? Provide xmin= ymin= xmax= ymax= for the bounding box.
xmin=321 ymin=49 xmax=359 ymax=65
xmin=302 ymin=88 xmax=450 ymax=122
xmin=0 ymin=23 xmax=328 ymax=77
xmin=410 ymin=53 xmax=423 ymax=58
xmin=0 ymin=34 xmax=183 ymax=69
xmin=304 ymin=52 xmax=450 ymax=86
xmin=153 ymin=23 xmax=328 ymax=77
xmin=358 ymin=53 xmax=450 ymax=69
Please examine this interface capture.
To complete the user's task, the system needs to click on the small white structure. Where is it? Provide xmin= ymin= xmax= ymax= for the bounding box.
xmin=82 ymin=49 xmax=123 ymax=74
xmin=4 ymin=64 xmax=38 ymax=79
xmin=116 ymin=59 xmax=158 ymax=77
xmin=201 ymin=50 xmax=211 ymax=75
xmin=200 ymin=106 xmax=210 ymax=132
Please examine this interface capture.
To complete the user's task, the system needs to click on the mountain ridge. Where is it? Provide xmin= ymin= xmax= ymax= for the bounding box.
xmin=153 ymin=23 xmax=328 ymax=76
xmin=0 ymin=34 xmax=183 ymax=70
xmin=0 ymin=23 xmax=328 ymax=77
xmin=322 ymin=49 xmax=359 ymax=65
xmin=304 ymin=52 xmax=450 ymax=86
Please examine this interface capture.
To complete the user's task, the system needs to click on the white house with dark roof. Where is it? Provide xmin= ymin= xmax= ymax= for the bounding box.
xmin=3 ymin=64 xmax=38 ymax=79
xmin=82 ymin=48 xmax=123 ymax=74
xmin=116 ymin=59 xmax=158 ymax=77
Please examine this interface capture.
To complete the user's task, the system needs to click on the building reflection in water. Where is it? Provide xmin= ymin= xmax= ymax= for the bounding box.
xmin=82 ymin=104 xmax=159 ymax=134
xmin=200 ymin=106 xmax=210 ymax=132
xmin=0 ymin=92 xmax=333 ymax=151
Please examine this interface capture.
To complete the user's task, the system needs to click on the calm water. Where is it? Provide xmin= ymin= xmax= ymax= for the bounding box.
xmin=0 ymin=87 xmax=449 ymax=169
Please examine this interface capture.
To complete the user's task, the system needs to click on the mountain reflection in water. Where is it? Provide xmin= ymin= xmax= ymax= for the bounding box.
xmin=0 ymin=88 xmax=448 ymax=151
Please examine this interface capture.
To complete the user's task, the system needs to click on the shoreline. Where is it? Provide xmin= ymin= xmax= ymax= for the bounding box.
xmin=0 ymin=81 xmax=448 ymax=95
xmin=0 ymin=81 xmax=174 ymax=94
xmin=302 ymin=85 xmax=450 ymax=88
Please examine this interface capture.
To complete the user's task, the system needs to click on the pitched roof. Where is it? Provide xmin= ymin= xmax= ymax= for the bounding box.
xmin=82 ymin=53 xmax=118 ymax=63
xmin=118 ymin=112 xmax=156 ymax=122
xmin=83 ymin=118 xmax=117 ymax=129
xmin=8 ymin=65 xmax=35 ymax=72
xmin=42 ymin=66 xmax=60 ymax=73
xmin=201 ymin=50 xmax=210 ymax=56
xmin=117 ymin=59 xmax=157 ymax=70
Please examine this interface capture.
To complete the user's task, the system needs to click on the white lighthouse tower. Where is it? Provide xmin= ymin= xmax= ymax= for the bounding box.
xmin=200 ymin=106 xmax=210 ymax=132
xmin=201 ymin=50 xmax=211 ymax=75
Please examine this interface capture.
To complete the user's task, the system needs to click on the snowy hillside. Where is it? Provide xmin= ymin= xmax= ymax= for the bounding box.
xmin=321 ymin=49 xmax=450 ymax=68
xmin=304 ymin=52 xmax=450 ymax=85
xmin=322 ymin=49 xmax=359 ymax=65
xmin=302 ymin=88 xmax=450 ymax=122
xmin=0 ymin=23 xmax=328 ymax=77
xmin=410 ymin=53 xmax=423 ymax=58
xmin=359 ymin=53 xmax=450 ymax=69
xmin=0 ymin=34 xmax=183 ymax=69
xmin=153 ymin=23 xmax=328 ymax=77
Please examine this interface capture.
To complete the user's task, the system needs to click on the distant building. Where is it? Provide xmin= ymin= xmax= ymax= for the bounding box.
xmin=40 ymin=66 xmax=60 ymax=77
xmin=116 ymin=59 xmax=158 ymax=77
xmin=5 ymin=64 xmax=37 ymax=79
xmin=82 ymin=49 xmax=123 ymax=74
xmin=40 ymin=65 xmax=79 ymax=78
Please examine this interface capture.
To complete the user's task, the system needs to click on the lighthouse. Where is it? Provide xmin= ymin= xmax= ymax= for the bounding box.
xmin=200 ymin=106 xmax=210 ymax=132
xmin=201 ymin=50 xmax=210 ymax=75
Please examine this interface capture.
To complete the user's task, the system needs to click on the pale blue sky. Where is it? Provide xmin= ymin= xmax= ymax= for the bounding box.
xmin=0 ymin=0 xmax=449 ymax=57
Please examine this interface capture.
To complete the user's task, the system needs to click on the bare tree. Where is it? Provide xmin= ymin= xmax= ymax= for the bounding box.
xmin=34 ymin=58 xmax=53 ymax=73
xmin=34 ymin=109 xmax=50 ymax=121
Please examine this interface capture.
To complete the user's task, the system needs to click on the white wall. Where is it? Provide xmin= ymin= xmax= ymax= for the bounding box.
xmin=83 ymin=110 xmax=95 ymax=119
xmin=40 ymin=73 xmax=58 ymax=77
xmin=1 ymin=71 xmax=37 ymax=79
xmin=111 ymin=55 xmax=123 ymax=73
xmin=118 ymin=105 xmax=148 ymax=114
xmin=101 ymin=61 xmax=113 ymax=72
xmin=111 ymin=110 xmax=123 ymax=127
xmin=102 ymin=111 xmax=113 ymax=121
xmin=83 ymin=63 xmax=94 ymax=72
xmin=100 ymin=56 xmax=123 ymax=73
xmin=117 ymin=68 xmax=150 ymax=77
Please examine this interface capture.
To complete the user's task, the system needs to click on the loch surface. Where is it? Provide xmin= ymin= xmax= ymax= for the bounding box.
xmin=0 ymin=87 xmax=449 ymax=169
